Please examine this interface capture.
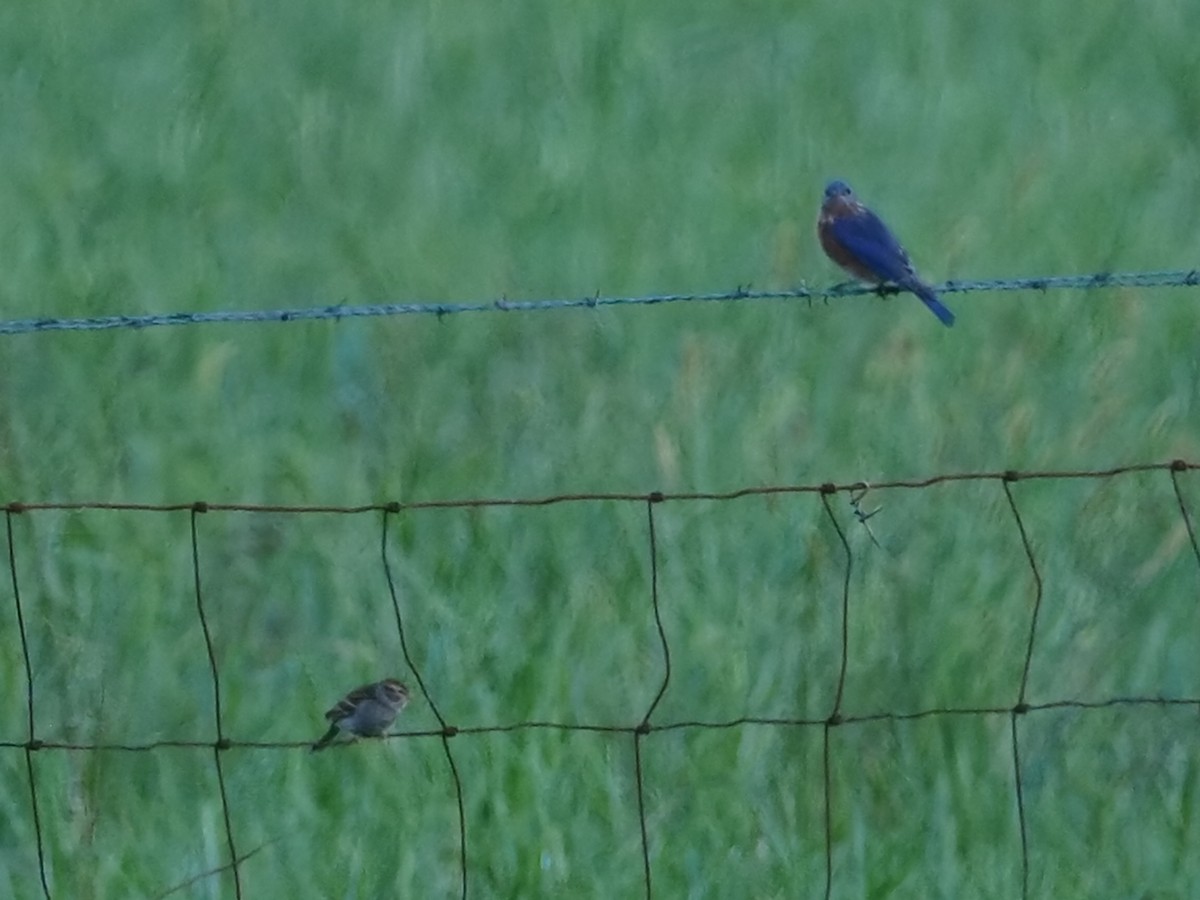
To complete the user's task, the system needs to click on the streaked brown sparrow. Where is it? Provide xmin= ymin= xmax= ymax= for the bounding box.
xmin=311 ymin=678 xmax=410 ymax=752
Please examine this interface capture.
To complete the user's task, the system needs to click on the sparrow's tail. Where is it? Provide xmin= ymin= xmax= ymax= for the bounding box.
xmin=906 ymin=280 xmax=955 ymax=327
xmin=310 ymin=725 xmax=339 ymax=752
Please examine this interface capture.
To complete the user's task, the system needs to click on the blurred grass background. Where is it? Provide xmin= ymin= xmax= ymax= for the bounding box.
xmin=1 ymin=0 xmax=1199 ymax=896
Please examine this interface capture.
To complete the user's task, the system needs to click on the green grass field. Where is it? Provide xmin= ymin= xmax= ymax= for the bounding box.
xmin=2 ymin=1 xmax=1199 ymax=897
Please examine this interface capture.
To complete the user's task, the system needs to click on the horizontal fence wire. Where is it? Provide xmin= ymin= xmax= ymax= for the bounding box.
xmin=4 ymin=459 xmax=1200 ymax=898
xmin=1 ymin=269 xmax=1198 ymax=336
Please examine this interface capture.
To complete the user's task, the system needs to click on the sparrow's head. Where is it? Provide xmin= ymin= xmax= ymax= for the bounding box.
xmin=379 ymin=678 xmax=410 ymax=707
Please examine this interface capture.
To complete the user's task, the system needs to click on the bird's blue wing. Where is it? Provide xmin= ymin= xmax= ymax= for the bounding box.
xmin=827 ymin=210 xmax=912 ymax=283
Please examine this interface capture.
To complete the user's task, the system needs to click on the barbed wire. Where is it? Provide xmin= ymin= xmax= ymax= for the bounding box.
xmin=1 ymin=269 xmax=1197 ymax=336
xmin=5 ymin=458 xmax=1200 ymax=898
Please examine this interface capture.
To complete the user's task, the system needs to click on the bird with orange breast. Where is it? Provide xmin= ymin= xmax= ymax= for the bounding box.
xmin=817 ymin=179 xmax=955 ymax=327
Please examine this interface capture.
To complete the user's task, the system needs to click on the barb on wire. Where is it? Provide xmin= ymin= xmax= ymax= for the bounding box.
xmin=1 ymin=269 xmax=1196 ymax=336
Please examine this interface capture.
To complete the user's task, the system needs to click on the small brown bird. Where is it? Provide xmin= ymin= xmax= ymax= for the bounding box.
xmin=311 ymin=678 xmax=410 ymax=752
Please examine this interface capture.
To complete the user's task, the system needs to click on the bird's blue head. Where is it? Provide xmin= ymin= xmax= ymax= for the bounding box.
xmin=823 ymin=180 xmax=854 ymax=200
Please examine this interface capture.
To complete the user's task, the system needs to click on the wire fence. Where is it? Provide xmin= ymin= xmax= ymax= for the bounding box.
xmin=1 ymin=268 xmax=1197 ymax=336
xmin=5 ymin=459 xmax=1200 ymax=898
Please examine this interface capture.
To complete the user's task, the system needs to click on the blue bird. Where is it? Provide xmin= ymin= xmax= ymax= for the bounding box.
xmin=817 ymin=179 xmax=955 ymax=326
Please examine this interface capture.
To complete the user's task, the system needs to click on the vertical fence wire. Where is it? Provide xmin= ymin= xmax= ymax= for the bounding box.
xmin=1002 ymin=476 xmax=1044 ymax=900
xmin=380 ymin=504 xmax=468 ymax=900
xmin=819 ymin=488 xmax=853 ymax=900
xmin=634 ymin=495 xmax=672 ymax=899
xmin=189 ymin=504 xmax=242 ymax=899
xmin=640 ymin=495 xmax=672 ymax=726
xmin=1168 ymin=463 xmax=1200 ymax=576
xmin=7 ymin=509 xmax=51 ymax=899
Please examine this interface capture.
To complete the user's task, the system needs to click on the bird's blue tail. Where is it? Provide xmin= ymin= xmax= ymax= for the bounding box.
xmin=908 ymin=281 xmax=955 ymax=327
